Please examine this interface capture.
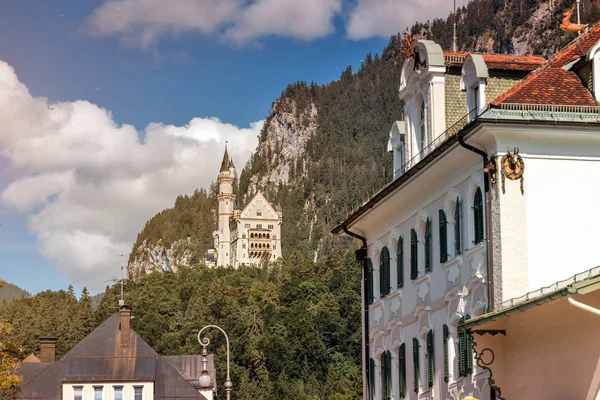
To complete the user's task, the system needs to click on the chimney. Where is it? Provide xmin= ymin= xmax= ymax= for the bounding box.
xmin=39 ymin=336 xmax=57 ymax=363
xmin=119 ymin=305 xmax=131 ymax=348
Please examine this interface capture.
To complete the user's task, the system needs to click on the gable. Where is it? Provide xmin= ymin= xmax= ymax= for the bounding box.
xmin=240 ymin=192 xmax=278 ymax=220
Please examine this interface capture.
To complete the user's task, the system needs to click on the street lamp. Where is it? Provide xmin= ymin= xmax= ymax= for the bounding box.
xmin=198 ymin=325 xmax=232 ymax=400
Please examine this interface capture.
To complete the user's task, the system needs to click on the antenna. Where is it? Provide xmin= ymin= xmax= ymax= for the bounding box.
xmin=452 ymin=0 xmax=457 ymax=52
xmin=576 ymin=0 xmax=581 ymax=26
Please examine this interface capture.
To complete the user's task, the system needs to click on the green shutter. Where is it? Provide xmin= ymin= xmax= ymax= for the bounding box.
xmin=425 ymin=218 xmax=432 ymax=272
xmin=474 ymin=188 xmax=484 ymax=244
xmin=427 ymin=330 xmax=434 ymax=389
xmin=458 ymin=317 xmax=466 ymax=377
xmin=399 ymin=343 xmax=406 ymax=398
xmin=380 ymin=247 xmax=391 ymax=297
xmin=410 ymin=229 xmax=418 ymax=280
xmin=366 ymin=258 xmax=374 ymax=304
xmin=381 ymin=351 xmax=391 ymax=400
xmin=454 ymin=198 xmax=461 ymax=255
xmin=443 ymin=324 xmax=449 ymax=383
xmin=397 ymin=237 xmax=404 ymax=288
xmin=413 ymin=338 xmax=420 ymax=393
xmin=369 ymin=358 xmax=375 ymax=400
xmin=439 ymin=210 xmax=448 ymax=263
xmin=466 ymin=315 xmax=473 ymax=374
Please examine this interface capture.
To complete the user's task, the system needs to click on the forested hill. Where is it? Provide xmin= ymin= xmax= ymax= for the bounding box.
xmin=128 ymin=0 xmax=600 ymax=274
xmin=0 ymin=282 xmax=30 ymax=303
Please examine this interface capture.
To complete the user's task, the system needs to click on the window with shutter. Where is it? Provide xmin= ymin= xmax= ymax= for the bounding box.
xmin=369 ymin=358 xmax=375 ymax=400
xmin=380 ymin=247 xmax=391 ymax=297
xmin=473 ymin=188 xmax=484 ymax=244
xmin=381 ymin=351 xmax=392 ymax=400
xmin=458 ymin=315 xmax=473 ymax=377
xmin=366 ymin=258 xmax=374 ymax=304
xmin=454 ymin=198 xmax=461 ymax=255
xmin=410 ymin=229 xmax=418 ymax=279
xmin=439 ymin=210 xmax=448 ymax=263
xmin=427 ymin=330 xmax=434 ymax=389
xmin=425 ymin=218 xmax=432 ymax=272
xmin=443 ymin=324 xmax=449 ymax=383
xmin=397 ymin=237 xmax=404 ymax=288
xmin=399 ymin=343 xmax=406 ymax=398
xmin=413 ymin=338 xmax=420 ymax=393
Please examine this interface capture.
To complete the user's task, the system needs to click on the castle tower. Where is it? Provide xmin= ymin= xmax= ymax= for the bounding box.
xmin=216 ymin=145 xmax=236 ymax=266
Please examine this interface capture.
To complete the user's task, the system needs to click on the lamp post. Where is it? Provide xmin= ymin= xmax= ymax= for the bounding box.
xmin=198 ymin=325 xmax=232 ymax=400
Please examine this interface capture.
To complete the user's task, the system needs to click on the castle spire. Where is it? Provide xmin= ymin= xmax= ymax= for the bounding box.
xmin=220 ymin=142 xmax=233 ymax=172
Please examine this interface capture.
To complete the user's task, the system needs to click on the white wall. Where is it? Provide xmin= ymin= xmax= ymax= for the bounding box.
xmin=62 ymin=383 xmax=154 ymax=400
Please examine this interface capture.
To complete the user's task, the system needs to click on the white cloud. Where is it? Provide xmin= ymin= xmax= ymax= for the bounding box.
xmin=346 ymin=0 xmax=469 ymax=40
xmin=0 ymin=60 xmax=262 ymax=291
xmin=87 ymin=0 xmax=342 ymax=47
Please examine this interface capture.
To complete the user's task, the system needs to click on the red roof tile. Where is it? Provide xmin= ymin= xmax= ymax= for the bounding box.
xmin=482 ymin=54 xmax=546 ymax=71
xmin=492 ymin=21 xmax=600 ymax=107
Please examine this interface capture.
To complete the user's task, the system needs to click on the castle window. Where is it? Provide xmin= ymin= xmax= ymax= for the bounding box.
xmin=73 ymin=387 xmax=83 ymax=400
xmin=133 ymin=387 xmax=143 ymax=400
xmin=242 ymin=234 xmax=246 ymax=239
xmin=427 ymin=330 xmax=434 ymax=389
xmin=424 ymin=218 xmax=432 ymax=272
xmin=267 ymin=234 xmax=270 ymax=239
xmin=399 ymin=343 xmax=406 ymax=398
xmin=410 ymin=229 xmax=418 ymax=280
xmin=273 ymin=244 xmax=276 ymax=250
xmin=94 ymin=387 xmax=103 ymax=400
xmin=443 ymin=324 xmax=449 ymax=383
xmin=454 ymin=198 xmax=461 ymax=255
xmin=245 ymin=223 xmax=251 ymax=228
xmin=257 ymin=210 xmax=262 ymax=216
xmin=268 ymin=224 xmax=274 ymax=229
xmin=413 ymin=338 xmax=420 ymax=393
xmin=459 ymin=315 xmax=473 ymax=377
xmin=242 ymin=243 xmax=246 ymax=249
xmin=366 ymin=258 xmax=374 ymax=304
xmin=473 ymin=188 xmax=484 ymax=244
xmin=257 ymin=224 xmax=262 ymax=229
xmin=113 ymin=387 xmax=123 ymax=400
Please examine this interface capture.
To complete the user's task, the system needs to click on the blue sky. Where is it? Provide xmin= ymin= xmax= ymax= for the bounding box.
xmin=0 ymin=0 xmax=459 ymax=295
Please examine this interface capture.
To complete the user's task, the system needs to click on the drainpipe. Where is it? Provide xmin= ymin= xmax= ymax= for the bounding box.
xmin=458 ymin=134 xmax=495 ymax=311
xmin=567 ymin=296 xmax=600 ymax=317
xmin=343 ymin=225 xmax=370 ymax=400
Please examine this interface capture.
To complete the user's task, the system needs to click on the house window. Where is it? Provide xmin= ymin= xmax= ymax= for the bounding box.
xmin=399 ymin=343 xmax=406 ymax=398
xmin=93 ymin=387 xmax=103 ymax=400
xmin=113 ymin=387 xmax=123 ymax=400
xmin=443 ymin=324 xmax=450 ymax=383
xmin=419 ymin=101 xmax=426 ymax=152
xmin=366 ymin=258 xmax=374 ymax=304
xmin=454 ymin=198 xmax=461 ymax=255
xmin=380 ymin=247 xmax=391 ymax=297
xmin=427 ymin=330 xmax=434 ymax=389
xmin=381 ymin=351 xmax=392 ymax=400
xmin=73 ymin=386 xmax=83 ymax=400
xmin=242 ymin=234 xmax=246 ymax=239
xmin=133 ymin=387 xmax=143 ymax=400
xmin=273 ymin=244 xmax=276 ymax=250
xmin=473 ymin=188 xmax=484 ymax=244
xmin=413 ymin=338 xmax=420 ymax=393
xmin=424 ymin=218 xmax=432 ymax=272
xmin=242 ymin=243 xmax=246 ymax=249
xmin=459 ymin=316 xmax=473 ymax=377
xmin=369 ymin=358 xmax=376 ymax=400
xmin=410 ymin=229 xmax=418 ymax=280
xmin=257 ymin=224 xmax=262 ymax=229
xmin=245 ymin=223 xmax=250 ymax=228
xmin=439 ymin=210 xmax=448 ymax=263
xmin=268 ymin=224 xmax=274 ymax=229
xmin=397 ymin=237 xmax=404 ymax=288
xmin=257 ymin=210 xmax=262 ymax=216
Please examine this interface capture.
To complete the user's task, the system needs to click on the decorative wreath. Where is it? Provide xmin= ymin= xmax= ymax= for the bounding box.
xmin=500 ymin=150 xmax=525 ymax=195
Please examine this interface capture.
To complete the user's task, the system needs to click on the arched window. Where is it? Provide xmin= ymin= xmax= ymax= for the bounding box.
xmin=399 ymin=343 xmax=406 ymax=398
xmin=419 ymin=101 xmax=426 ymax=152
xmin=473 ymin=188 xmax=484 ymax=244
xmin=458 ymin=315 xmax=473 ymax=377
xmin=443 ymin=324 xmax=449 ymax=383
xmin=257 ymin=210 xmax=262 ymax=216
xmin=439 ymin=210 xmax=448 ymax=263
xmin=427 ymin=330 xmax=434 ymax=389
xmin=413 ymin=338 xmax=420 ymax=393
xmin=424 ymin=218 xmax=432 ymax=272
xmin=366 ymin=258 xmax=374 ymax=305
xmin=381 ymin=351 xmax=392 ymax=400
xmin=397 ymin=237 xmax=404 ymax=288
xmin=410 ymin=229 xmax=418 ymax=280
xmin=380 ymin=247 xmax=391 ymax=297
xmin=454 ymin=198 xmax=462 ymax=255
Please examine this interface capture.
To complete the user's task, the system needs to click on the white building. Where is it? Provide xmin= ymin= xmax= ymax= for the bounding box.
xmin=209 ymin=146 xmax=282 ymax=268
xmin=334 ymin=26 xmax=600 ymax=400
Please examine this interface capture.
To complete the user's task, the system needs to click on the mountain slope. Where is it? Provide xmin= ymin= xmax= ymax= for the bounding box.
xmin=0 ymin=282 xmax=30 ymax=303
xmin=127 ymin=0 xmax=599 ymax=274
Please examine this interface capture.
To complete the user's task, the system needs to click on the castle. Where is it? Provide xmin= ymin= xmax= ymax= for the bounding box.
xmin=206 ymin=146 xmax=282 ymax=267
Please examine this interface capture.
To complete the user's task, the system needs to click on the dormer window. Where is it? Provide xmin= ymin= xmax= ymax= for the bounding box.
xmin=461 ymin=54 xmax=488 ymax=122
xmin=419 ymin=100 xmax=426 ymax=152
xmin=587 ymin=40 xmax=600 ymax=102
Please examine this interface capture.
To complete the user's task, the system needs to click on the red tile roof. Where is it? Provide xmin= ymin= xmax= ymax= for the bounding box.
xmin=443 ymin=52 xmax=545 ymax=71
xmin=491 ymin=22 xmax=600 ymax=107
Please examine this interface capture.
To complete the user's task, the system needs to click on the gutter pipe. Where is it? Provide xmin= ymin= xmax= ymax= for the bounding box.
xmin=567 ymin=296 xmax=600 ymax=317
xmin=458 ymin=133 xmax=495 ymax=311
xmin=342 ymin=225 xmax=370 ymax=400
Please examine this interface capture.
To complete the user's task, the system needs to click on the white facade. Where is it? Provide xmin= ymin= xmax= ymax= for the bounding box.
xmin=211 ymin=147 xmax=282 ymax=268
xmin=338 ymin=37 xmax=600 ymax=400
xmin=63 ymin=383 xmax=153 ymax=400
